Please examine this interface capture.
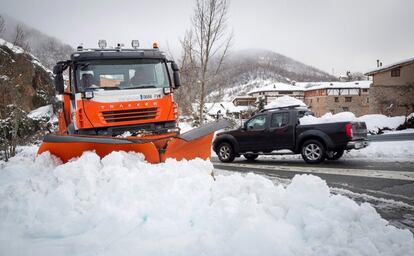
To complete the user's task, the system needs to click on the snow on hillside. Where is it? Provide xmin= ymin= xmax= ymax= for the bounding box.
xmin=0 ymin=148 xmax=413 ymax=255
xmin=0 ymin=38 xmax=52 ymax=74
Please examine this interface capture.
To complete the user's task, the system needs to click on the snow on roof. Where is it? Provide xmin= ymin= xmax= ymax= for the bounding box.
xmin=247 ymin=82 xmax=304 ymax=95
xmin=365 ymin=57 xmax=414 ymax=75
xmin=204 ymin=102 xmax=251 ymax=115
xmin=297 ymin=80 xmax=371 ymax=91
xmin=264 ymin=95 xmax=307 ymax=109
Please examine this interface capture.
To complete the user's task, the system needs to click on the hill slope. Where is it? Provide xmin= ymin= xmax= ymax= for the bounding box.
xmin=208 ymin=49 xmax=336 ymax=101
xmin=0 ymin=14 xmax=74 ymax=69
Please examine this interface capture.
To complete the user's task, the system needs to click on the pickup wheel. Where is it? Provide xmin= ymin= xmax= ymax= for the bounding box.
xmin=243 ymin=153 xmax=259 ymax=161
xmin=301 ymin=140 xmax=326 ymax=164
xmin=217 ymin=142 xmax=235 ymax=163
xmin=326 ymin=150 xmax=344 ymax=160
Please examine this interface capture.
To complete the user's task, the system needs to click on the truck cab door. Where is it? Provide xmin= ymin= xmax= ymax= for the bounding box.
xmin=267 ymin=112 xmax=294 ymax=150
xmin=236 ymin=114 xmax=268 ymax=152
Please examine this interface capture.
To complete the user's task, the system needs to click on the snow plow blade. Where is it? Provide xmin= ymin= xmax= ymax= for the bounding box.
xmin=37 ymin=119 xmax=230 ymax=164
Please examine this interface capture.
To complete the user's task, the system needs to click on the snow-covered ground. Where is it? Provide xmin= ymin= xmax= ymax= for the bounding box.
xmin=0 ymin=147 xmax=413 ymax=255
xmin=252 ymin=140 xmax=414 ymax=162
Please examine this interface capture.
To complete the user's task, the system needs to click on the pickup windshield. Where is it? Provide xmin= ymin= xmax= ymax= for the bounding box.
xmin=75 ymin=59 xmax=170 ymax=91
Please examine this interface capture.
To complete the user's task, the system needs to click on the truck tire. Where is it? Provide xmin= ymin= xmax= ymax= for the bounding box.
xmin=243 ymin=153 xmax=259 ymax=161
xmin=326 ymin=149 xmax=344 ymax=160
xmin=217 ymin=142 xmax=235 ymax=163
xmin=301 ymin=139 xmax=326 ymax=164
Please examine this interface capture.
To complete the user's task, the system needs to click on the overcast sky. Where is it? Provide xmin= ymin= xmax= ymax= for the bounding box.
xmin=1 ymin=0 xmax=413 ymax=75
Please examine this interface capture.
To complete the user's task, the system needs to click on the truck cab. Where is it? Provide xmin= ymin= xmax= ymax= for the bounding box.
xmin=53 ymin=41 xmax=181 ymax=136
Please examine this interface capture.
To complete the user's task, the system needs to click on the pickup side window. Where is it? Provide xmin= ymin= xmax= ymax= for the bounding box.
xmin=271 ymin=112 xmax=289 ymax=128
xmin=246 ymin=115 xmax=267 ymax=130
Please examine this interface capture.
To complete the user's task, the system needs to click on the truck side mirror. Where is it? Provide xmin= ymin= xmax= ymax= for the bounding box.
xmin=170 ymin=62 xmax=181 ymax=89
xmin=53 ymin=63 xmax=65 ymax=95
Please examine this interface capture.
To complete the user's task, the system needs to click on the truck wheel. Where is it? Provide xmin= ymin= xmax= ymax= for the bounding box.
xmin=217 ymin=142 xmax=235 ymax=163
xmin=326 ymin=150 xmax=344 ymax=160
xmin=243 ymin=153 xmax=259 ymax=161
xmin=301 ymin=140 xmax=326 ymax=164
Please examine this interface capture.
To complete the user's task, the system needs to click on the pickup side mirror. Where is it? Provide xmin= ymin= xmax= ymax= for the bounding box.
xmin=170 ymin=62 xmax=181 ymax=89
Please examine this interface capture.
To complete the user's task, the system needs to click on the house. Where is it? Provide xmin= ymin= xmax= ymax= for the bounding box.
xmin=232 ymin=96 xmax=256 ymax=107
xmin=246 ymin=82 xmax=305 ymax=104
xmin=365 ymin=57 xmax=414 ymax=116
xmin=299 ymin=81 xmax=371 ymax=117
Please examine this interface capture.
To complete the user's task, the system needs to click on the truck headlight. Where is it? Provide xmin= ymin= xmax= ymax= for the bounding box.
xmin=84 ymin=91 xmax=94 ymax=99
xmin=163 ymin=87 xmax=171 ymax=94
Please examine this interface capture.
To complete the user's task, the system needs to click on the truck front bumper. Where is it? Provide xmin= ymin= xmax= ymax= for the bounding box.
xmin=346 ymin=140 xmax=369 ymax=150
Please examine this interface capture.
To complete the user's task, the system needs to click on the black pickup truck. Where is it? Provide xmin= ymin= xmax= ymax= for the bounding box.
xmin=213 ymin=107 xmax=369 ymax=164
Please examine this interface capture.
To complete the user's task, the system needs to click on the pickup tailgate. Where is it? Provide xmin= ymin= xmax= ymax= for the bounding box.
xmin=351 ymin=121 xmax=368 ymax=140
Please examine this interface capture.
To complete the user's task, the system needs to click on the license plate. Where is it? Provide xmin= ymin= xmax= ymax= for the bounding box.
xmin=355 ymin=142 xmax=364 ymax=149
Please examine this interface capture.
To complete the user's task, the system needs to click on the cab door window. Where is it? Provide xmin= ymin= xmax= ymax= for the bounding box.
xmin=271 ymin=112 xmax=289 ymax=128
xmin=246 ymin=115 xmax=267 ymax=130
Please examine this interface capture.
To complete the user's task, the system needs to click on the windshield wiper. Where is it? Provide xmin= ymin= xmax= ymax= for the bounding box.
xmin=125 ymin=85 xmax=157 ymax=90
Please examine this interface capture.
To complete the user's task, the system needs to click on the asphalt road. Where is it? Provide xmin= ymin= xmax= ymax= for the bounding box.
xmin=369 ymin=132 xmax=414 ymax=141
xmin=212 ymin=156 xmax=414 ymax=233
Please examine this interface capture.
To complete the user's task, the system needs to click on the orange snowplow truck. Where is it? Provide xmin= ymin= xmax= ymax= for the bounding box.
xmin=38 ymin=40 xmax=229 ymax=163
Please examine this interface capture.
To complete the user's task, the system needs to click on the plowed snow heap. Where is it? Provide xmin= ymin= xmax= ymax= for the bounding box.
xmin=38 ymin=40 xmax=228 ymax=163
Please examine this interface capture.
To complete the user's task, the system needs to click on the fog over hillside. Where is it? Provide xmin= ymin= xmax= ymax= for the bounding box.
xmin=207 ymin=49 xmax=337 ymax=101
xmin=0 ymin=14 xmax=73 ymax=69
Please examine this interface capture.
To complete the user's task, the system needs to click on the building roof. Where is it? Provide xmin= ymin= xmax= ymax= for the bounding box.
xmin=247 ymin=82 xmax=304 ymax=95
xmin=365 ymin=57 xmax=414 ymax=76
xmin=297 ymin=80 xmax=371 ymax=91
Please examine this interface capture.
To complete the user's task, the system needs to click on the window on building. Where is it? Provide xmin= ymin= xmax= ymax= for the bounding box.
xmin=391 ymin=68 xmax=401 ymax=77
xmin=367 ymin=97 xmax=369 ymax=103
xmin=317 ymin=98 xmax=319 ymax=102
xmin=362 ymin=89 xmax=368 ymax=92
xmin=342 ymin=107 xmax=349 ymax=111
xmin=310 ymin=99 xmax=312 ymax=103
xmin=345 ymin=97 xmax=352 ymax=102
xmin=279 ymin=91 xmax=293 ymax=95
xmin=334 ymin=97 xmax=339 ymax=102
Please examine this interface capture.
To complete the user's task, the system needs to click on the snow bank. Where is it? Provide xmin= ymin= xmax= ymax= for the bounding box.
xmin=0 ymin=148 xmax=413 ymax=255
xmin=265 ymin=95 xmax=306 ymax=109
xmin=299 ymin=112 xmax=407 ymax=133
xmin=343 ymin=140 xmax=414 ymax=161
xmin=178 ymin=121 xmax=193 ymax=133
xmin=300 ymin=111 xmax=358 ymax=125
xmin=359 ymin=114 xmax=406 ymax=133
xmin=27 ymin=104 xmax=53 ymax=120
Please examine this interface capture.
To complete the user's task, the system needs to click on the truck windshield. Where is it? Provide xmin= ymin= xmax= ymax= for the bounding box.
xmin=75 ymin=59 xmax=170 ymax=91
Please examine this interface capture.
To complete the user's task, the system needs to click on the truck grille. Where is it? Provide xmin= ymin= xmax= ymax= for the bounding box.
xmin=101 ymin=108 xmax=158 ymax=123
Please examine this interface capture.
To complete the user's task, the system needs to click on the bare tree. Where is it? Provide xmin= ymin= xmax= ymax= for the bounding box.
xmin=0 ymin=15 xmax=5 ymax=36
xmin=176 ymin=30 xmax=199 ymax=115
xmin=191 ymin=0 xmax=233 ymax=124
xmin=13 ymin=24 xmax=30 ymax=52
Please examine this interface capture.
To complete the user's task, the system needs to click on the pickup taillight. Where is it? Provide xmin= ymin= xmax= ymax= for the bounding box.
xmin=345 ymin=123 xmax=353 ymax=138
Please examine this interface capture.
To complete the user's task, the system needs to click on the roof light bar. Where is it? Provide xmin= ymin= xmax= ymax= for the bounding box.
xmin=131 ymin=40 xmax=140 ymax=49
xmin=98 ymin=40 xmax=107 ymax=49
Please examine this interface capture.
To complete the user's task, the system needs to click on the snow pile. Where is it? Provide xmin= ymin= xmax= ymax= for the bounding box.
xmin=343 ymin=140 xmax=414 ymax=161
xmin=265 ymin=95 xmax=307 ymax=109
xmin=359 ymin=114 xmax=406 ymax=133
xmin=178 ymin=121 xmax=193 ymax=133
xmin=0 ymin=149 xmax=413 ymax=255
xmin=27 ymin=104 xmax=53 ymax=120
xmin=300 ymin=111 xmax=358 ymax=125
